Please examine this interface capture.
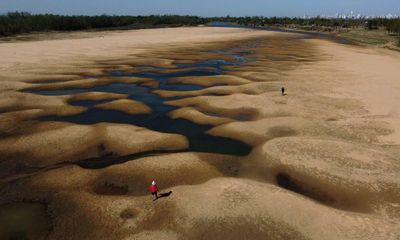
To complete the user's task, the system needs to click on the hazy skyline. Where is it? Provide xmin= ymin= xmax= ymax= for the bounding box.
xmin=1 ymin=0 xmax=399 ymax=17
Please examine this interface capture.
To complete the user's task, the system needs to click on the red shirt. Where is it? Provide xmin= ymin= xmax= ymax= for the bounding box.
xmin=149 ymin=185 xmax=158 ymax=193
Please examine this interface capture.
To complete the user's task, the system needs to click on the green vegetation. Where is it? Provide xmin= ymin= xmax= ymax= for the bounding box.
xmin=339 ymin=29 xmax=395 ymax=45
xmin=211 ymin=16 xmax=400 ymax=32
xmin=210 ymin=16 xmax=400 ymax=48
xmin=0 ymin=12 xmax=399 ymax=47
xmin=0 ymin=12 xmax=206 ymax=36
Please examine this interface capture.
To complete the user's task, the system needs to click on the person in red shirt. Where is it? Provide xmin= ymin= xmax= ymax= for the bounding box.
xmin=149 ymin=180 xmax=159 ymax=201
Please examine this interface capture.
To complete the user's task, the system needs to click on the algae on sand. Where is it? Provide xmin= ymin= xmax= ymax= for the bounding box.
xmin=0 ymin=202 xmax=51 ymax=240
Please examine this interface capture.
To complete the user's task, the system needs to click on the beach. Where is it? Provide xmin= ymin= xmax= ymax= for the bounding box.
xmin=0 ymin=26 xmax=399 ymax=239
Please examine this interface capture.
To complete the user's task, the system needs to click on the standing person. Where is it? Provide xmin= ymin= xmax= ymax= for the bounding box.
xmin=281 ymin=87 xmax=285 ymax=96
xmin=149 ymin=180 xmax=159 ymax=201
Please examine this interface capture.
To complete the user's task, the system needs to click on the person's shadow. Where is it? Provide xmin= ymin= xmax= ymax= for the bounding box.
xmin=157 ymin=191 xmax=173 ymax=200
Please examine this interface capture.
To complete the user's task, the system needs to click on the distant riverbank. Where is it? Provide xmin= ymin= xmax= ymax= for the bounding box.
xmin=2 ymin=12 xmax=399 ymax=49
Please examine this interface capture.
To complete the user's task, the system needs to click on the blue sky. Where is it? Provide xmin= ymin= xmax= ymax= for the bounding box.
xmin=0 ymin=0 xmax=399 ymax=17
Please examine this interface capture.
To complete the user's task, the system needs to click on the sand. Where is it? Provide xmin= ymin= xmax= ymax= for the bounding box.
xmin=95 ymin=99 xmax=152 ymax=115
xmin=168 ymin=107 xmax=233 ymax=126
xmin=309 ymin=40 xmax=400 ymax=144
xmin=0 ymin=27 xmax=274 ymax=82
xmin=0 ymin=27 xmax=400 ymax=239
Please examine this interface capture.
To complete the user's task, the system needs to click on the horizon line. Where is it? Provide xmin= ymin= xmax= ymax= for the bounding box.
xmin=1 ymin=11 xmax=400 ymax=19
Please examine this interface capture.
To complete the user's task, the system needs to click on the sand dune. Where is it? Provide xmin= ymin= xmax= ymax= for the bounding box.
xmin=95 ymin=99 xmax=152 ymax=115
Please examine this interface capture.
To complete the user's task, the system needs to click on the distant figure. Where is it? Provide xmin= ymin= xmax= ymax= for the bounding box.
xmin=281 ymin=87 xmax=285 ymax=96
xmin=149 ymin=180 xmax=159 ymax=201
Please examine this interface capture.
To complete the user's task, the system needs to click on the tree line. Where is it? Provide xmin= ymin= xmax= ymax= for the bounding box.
xmin=371 ymin=19 xmax=400 ymax=46
xmin=0 ymin=12 xmax=206 ymax=36
xmin=211 ymin=15 xmax=400 ymax=45
xmin=1 ymin=12 xmax=399 ymax=45
xmin=212 ymin=15 xmax=400 ymax=32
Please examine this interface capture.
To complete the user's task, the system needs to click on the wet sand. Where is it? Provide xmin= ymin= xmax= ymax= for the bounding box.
xmin=0 ymin=27 xmax=400 ymax=239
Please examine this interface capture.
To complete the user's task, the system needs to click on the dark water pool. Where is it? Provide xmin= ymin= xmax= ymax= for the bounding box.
xmin=29 ymin=42 xmax=259 ymax=160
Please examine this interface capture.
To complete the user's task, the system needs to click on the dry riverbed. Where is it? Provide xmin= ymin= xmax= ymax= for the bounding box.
xmin=0 ymin=27 xmax=399 ymax=240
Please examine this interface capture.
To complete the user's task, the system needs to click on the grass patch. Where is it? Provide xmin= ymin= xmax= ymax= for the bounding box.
xmin=340 ymin=28 xmax=397 ymax=46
